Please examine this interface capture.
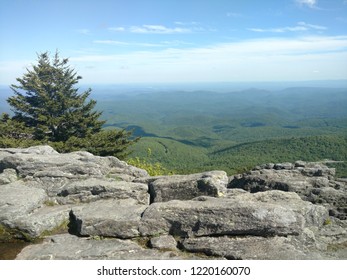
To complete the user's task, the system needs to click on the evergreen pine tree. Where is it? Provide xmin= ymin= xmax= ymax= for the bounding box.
xmin=5 ymin=51 xmax=137 ymax=158
xmin=8 ymin=51 xmax=104 ymax=141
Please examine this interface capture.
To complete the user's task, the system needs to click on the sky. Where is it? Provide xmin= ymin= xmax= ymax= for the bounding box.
xmin=1 ymin=0 xmax=347 ymax=85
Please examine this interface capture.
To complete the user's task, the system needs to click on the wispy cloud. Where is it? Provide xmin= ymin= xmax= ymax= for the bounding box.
xmin=70 ymin=35 xmax=347 ymax=83
xmin=248 ymin=26 xmax=306 ymax=33
xmin=93 ymin=40 xmax=129 ymax=46
xmin=107 ymin=22 xmax=214 ymax=34
xmin=129 ymin=25 xmax=190 ymax=34
xmin=174 ymin=21 xmax=200 ymax=26
xmin=108 ymin=24 xmax=191 ymax=34
xmin=298 ymin=22 xmax=327 ymax=30
xmin=5 ymin=36 xmax=345 ymax=84
xmin=93 ymin=40 xmax=163 ymax=47
xmin=296 ymin=0 xmax=317 ymax=8
xmin=76 ymin=29 xmax=91 ymax=35
xmin=108 ymin=27 xmax=125 ymax=32
xmin=73 ymin=36 xmax=347 ymax=64
xmin=248 ymin=22 xmax=327 ymax=33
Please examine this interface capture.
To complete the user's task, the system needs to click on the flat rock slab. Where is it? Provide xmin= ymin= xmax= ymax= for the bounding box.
xmin=70 ymin=199 xmax=148 ymax=238
xmin=143 ymin=171 xmax=228 ymax=203
xmin=0 ymin=146 xmax=148 ymax=181
xmin=55 ymin=178 xmax=149 ymax=205
xmin=15 ymin=234 xmax=183 ymax=260
xmin=182 ymin=235 xmax=323 ymax=260
xmin=140 ymin=191 xmax=328 ymax=238
xmin=0 ymin=181 xmax=47 ymax=222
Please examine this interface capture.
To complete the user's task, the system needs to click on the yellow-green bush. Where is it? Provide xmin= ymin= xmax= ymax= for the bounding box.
xmin=127 ymin=157 xmax=173 ymax=176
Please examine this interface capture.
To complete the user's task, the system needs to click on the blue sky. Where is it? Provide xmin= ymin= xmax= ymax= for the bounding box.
xmin=1 ymin=0 xmax=347 ymax=84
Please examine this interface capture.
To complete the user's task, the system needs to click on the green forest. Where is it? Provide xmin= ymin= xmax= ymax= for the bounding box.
xmin=93 ymin=86 xmax=347 ymax=177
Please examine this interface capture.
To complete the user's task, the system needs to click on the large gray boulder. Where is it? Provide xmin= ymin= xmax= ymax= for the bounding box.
xmin=54 ymin=178 xmax=149 ymax=205
xmin=0 ymin=146 xmax=148 ymax=182
xmin=69 ymin=199 xmax=148 ymax=238
xmin=229 ymin=161 xmax=347 ymax=220
xmin=139 ymin=191 xmax=328 ymax=238
xmin=137 ymin=171 xmax=228 ymax=203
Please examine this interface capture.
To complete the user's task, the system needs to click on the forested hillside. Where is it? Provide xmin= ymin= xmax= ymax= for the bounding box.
xmin=95 ymin=86 xmax=347 ymax=176
xmin=1 ymin=85 xmax=346 ymax=176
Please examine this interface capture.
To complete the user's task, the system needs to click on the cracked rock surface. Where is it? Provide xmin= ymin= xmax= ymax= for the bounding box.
xmin=0 ymin=146 xmax=346 ymax=259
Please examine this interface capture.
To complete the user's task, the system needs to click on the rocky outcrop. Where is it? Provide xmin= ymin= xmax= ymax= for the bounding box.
xmin=136 ymin=171 xmax=228 ymax=203
xmin=139 ymin=192 xmax=327 ymax=238
xmin=0 ymin=145 xmax=148 ymax=181
xmin=229 ymin=161 xmax=347 ymax=220
xmin=0 ymin=145 xmax=149 ymax=241
xmin=0 ymin=146 xmax=346 ymax=260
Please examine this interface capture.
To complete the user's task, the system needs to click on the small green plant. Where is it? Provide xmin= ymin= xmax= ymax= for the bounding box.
xmin=39 ymin=219 xmax=70 ymax=239
xmin=324 ymin=218 xmax=332 ymax=226
xmin=128 ymin=157 xmax=170 ymax=176
xmin=127 ymin=148 xmax=173 ymax=176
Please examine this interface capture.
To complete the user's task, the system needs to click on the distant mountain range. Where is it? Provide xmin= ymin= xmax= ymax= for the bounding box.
xmin=1 ymin=83 xmax=346 ymax=176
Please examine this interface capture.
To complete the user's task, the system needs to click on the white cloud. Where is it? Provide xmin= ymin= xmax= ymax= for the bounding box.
xmin=68 ymin=35 xmax=347 ymax=83
xmin=93 ymin=40 xmax=163 ymax=47
xmin=174 ymin=21 xmax=199 ymax=26
xmin=129 ymin=25 xmax=190 ymax=34
xmin=248 ymin=22 xmax=327 ymax=33
xmin=248 ymin=26 xmax=307 ymax=33
xmin=298 ymin=22 xmax=327 ymax=30
xmin=107 ymin=23 xmax=211 ymax=34
xmin=76 ymin=29 xmax=90 ymax=35
xmin=296 ymin=0 xmax=317 ymax=8
xmin=2 ymin=36 xmax=346 ymax=84
xmin=93 ymin=40 xmax=129 ymax=46
xmin=108 ymin=27 xmax=125 ymax=32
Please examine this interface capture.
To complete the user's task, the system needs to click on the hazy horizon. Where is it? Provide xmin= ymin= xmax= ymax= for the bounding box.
xmin=1 ymin=79 xmax=347 ymax=93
